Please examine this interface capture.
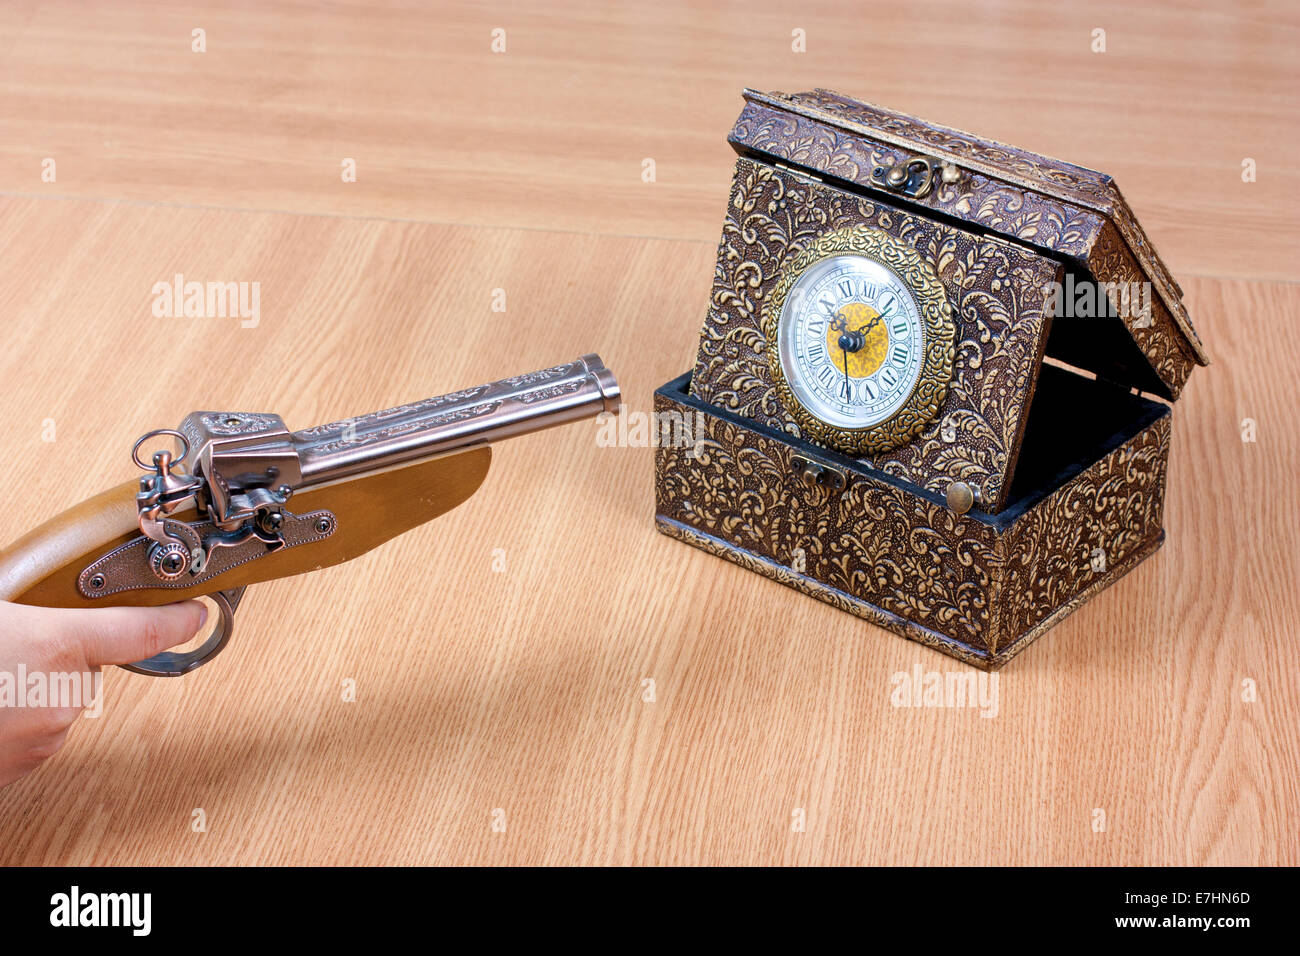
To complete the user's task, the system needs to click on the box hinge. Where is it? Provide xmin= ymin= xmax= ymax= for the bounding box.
xmin=791 ymin=454 xmax=845 ymax=497
xmin=773 ymin=161 xmax=824 ymax=186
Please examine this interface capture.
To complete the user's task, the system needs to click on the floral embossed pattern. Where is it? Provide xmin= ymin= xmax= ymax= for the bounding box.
xmin=690 ymin=157 xmax=1060 ymax=514
xmin=731 ymin=91 xmax=1206 ymax=396
xmin=999 ymin=414 xmax=1171 ymax=646
xmin=734 ymin=100 xmax=1104 ymax=257
xmin=781 ymin=89 xmax=1116 ymax=202
xmin=654 ymin=385 xmax=1171 ymax=667
xmin=654 ymin=394 xmax=999 ymax=650
xmin=777 ymin=89 xmax=1200 ymax=348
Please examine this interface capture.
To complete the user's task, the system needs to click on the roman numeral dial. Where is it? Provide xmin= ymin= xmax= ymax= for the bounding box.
xmin=778 ymin=254 xmax=924 ymax=429
xmin=764 ymin=228 xmax=956 ymax=456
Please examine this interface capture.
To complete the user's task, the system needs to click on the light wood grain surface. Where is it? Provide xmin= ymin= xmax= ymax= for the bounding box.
xmin=0 ymin=1 xmax=1296 ymax=866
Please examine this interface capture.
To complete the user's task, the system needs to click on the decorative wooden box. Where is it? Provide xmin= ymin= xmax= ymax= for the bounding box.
xmin=654 ymin=89 xmax=1207 ymax=669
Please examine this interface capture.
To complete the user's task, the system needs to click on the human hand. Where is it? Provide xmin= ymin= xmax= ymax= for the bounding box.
xmin=0 ymin=600 xmax=206 ymax=788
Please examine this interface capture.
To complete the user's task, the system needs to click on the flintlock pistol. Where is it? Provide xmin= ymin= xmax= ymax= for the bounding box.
xmin=0 ymin=355 xmax=619 ymax=675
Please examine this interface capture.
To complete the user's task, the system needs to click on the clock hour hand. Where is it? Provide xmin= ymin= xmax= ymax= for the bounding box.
xmin=834 ymin=304 xmax=897 ymax=400
xmin=838 ymin=309 xmax=885 ymax=358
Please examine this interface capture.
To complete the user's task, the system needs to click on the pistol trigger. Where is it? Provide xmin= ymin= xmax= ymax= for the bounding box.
xmin=120 ymin=585 xmax=247 ymax=677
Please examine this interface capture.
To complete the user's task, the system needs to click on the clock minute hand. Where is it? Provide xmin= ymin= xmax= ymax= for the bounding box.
xmin=841 ymin=342 xmax=851 ymax=400
xmin=856 ymin=314 xmax=882 ymax=337
xmin=855 ymin=307 xmax=893 ymax=337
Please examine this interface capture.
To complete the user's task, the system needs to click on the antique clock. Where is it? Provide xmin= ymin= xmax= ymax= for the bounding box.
xmin=654 ymin=89 xmax=1207 ymax=669
xmin=763 ymin=227 xmax=954 ymax=456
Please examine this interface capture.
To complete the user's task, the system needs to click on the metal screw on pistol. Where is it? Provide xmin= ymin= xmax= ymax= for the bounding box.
xmin=314 ymin=516 xmax=332 ymax=534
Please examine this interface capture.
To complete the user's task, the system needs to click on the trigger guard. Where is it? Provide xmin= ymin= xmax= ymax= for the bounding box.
xmin=121 ymin=586 xmax=245 ymax=677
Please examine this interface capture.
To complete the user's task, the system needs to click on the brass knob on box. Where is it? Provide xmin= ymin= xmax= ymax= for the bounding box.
xmin=945 ymin=481 xmax=980 ymax=515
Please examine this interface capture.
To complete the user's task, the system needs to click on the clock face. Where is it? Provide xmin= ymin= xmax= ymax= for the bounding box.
xmin=761 ymin=227 xmax=955 ymax=456
xmin=777 ymin=254 xmax=925 ymax=430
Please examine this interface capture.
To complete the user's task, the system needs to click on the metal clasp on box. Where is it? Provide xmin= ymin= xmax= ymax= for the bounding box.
xmin=792 ymin=455 xmax=846 ymax=496
xmin=871 ymin=156 xmax=953 ymax=199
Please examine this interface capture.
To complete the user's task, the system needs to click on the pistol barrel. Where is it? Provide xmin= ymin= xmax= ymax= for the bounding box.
xmin=293 ymin=354 xmax=619 ymax=485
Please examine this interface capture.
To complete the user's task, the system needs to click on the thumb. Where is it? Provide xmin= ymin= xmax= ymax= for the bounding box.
xmin=61 ymin=601 xmax=208 ymax=668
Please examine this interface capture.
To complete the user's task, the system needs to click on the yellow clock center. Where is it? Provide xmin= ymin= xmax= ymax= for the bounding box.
xmin=826 ymin=301 xmax=889 ymax=378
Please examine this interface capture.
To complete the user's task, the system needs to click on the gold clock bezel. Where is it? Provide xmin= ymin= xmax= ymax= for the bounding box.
xmin=761 ymin=227 xmax=955 ymax=456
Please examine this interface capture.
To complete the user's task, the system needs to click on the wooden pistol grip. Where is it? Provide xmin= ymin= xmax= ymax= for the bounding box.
xmin=0 ymin=444 xmax=492 ymax=609
xmin=0 ymin=479 xmax=141 ymax=605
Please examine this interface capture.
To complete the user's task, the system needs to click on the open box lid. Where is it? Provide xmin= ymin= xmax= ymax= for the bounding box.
xmin=729 ymin=88 xmax=1208 ymax=401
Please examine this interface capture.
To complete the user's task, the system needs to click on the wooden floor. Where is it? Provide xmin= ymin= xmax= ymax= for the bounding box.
xmin=0 ymin=1 xmax=1295 ymax=865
